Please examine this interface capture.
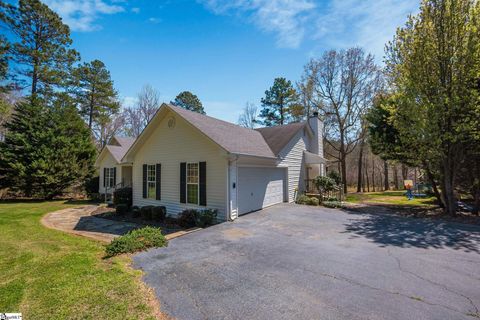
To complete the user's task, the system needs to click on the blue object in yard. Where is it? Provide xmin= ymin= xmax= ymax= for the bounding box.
xmin=406 ymin=188 xmax=413 ymax=200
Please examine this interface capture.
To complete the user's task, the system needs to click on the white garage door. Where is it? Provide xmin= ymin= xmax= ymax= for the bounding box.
xmin=238 ymin=167 xmax=285 ymax=215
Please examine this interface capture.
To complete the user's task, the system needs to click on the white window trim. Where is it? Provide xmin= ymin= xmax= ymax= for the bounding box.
xmin=147 ymin=164 xmax=156 ymax=199
xmin=105 ymin=167 xmax=115 ymax=188
xmin=186 ymin=162 xmax=199 ymax=205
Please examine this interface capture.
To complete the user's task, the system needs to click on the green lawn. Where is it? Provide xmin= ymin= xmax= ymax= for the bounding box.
xmin=345 ymin=191 xmax=437 ymax=207
xmin=0 ymin=201 xmax=159 ymax=319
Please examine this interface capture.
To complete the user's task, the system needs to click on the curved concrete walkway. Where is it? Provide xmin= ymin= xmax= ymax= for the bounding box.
xmin=41 ymin=206 xmax=140 ymax=242
xmin=42 ymin=206 xmax=200 ymax=243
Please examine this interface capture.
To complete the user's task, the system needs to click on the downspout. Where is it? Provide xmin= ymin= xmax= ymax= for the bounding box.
xmin=227 ymin=154 xmax=240 ymax=221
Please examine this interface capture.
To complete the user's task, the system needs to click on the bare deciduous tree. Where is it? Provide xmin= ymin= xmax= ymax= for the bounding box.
xmin=94 ymin=112 xmax=125 ymax=149
xmin=300 ymin=47 xmax=382 ymax=193
xmin=123 ymin=84 xmax=161 ymax=137
xmin=238 ymin=102 xmax=258 ymax=129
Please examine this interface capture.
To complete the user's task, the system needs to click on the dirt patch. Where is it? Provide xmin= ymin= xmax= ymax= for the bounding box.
xmin=125 ymin=256 xmax=173 ymax=320
xmin=223 ymin=228 xmax=252 ymax=240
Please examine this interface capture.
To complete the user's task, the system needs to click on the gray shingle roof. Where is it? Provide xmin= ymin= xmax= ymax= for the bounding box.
xmin=107 ymin=136 xmax=136 ymax=162
xmin=255 ymin=122 xmax=306 ymax=156
xmin=169 ymin=104 xmax=276 ymax=158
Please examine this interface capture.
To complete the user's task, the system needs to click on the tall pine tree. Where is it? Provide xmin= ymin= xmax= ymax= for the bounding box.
xmin=259 ymin=77 xmax=299 ymax=126
xmin=72 ymin=59 xmax=120 ymax=129
xmin=171 ymin=91 xmax=205 ymax=114
xmin=0 ymin=0 xmax=79 ymax=98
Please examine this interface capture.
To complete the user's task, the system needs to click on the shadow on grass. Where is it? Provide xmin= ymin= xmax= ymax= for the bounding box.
xmin=342 ymin=205 xmax=480 ymax=253
xmin=0 ymin=198 xmax=99 ymax=205
xmin=64 ymin=199 xmax=100 ymax=205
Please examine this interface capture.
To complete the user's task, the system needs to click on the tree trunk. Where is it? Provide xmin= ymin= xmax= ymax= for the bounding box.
xmin=31 ymin=63 xmax=38 ymax=96
xmin=384 ymin=160 xmax=389 ymax=191
xmin=393 ymin=164 xmax=399 ymax=190
xmin=356 ymin=140 xmax=364 ymax=192
xmin=365 ymin=158 xmax=370 ymax=192
xmin=341 ymin=153 xmax=347 ymax=194
xmin=372 ymin=157 xmax=376 ymax=192
xmin=424 ymin=163 xmax=444 ymax=208
xmin=88 ymin=88 xmax=95 ymax=129
xmin=441 ymin=159 xmax=457 ymax=216
xmin=401 ymin=164 xmax=408 ymax=182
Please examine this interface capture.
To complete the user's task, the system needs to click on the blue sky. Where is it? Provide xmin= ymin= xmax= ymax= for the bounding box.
xmin=44 ymin=0 xmax=419 ymax=123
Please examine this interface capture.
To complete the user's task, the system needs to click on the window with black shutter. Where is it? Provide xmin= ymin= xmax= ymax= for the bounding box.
xmin=199 ymin=162 xmax=206 ymax=206
xmin=155 ymin=164 xmax=161 ymax=200
xmin=180 ymin=162 xmax=186 ymax=203
xmin=142 ymin=164 xmax=147 ymax=198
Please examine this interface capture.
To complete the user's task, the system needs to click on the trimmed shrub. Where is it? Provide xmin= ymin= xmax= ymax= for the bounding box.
xmin=296 ymin=194 xmax=319 ymax=206
xmin=113 ymin=187 xmax=132 ymax=207
xmin=131 ymin=206 xmax=140 ymax=218
xmin=322 ymin=201 xmax=344 ymax=209
xmin=152 ymin=206 xmax=167 ymax=222
xmin=296 ymin=194 xmax=310 ymax=205
xmin=178 ymin=208 xmax=219 ymax=228
xmin=105 ymin=227 xmax=168 ymax=257
xmin=306 ymin=197 xmax=319 ymax=206
xmin=140 ymin=206 xmax=153 ymax=220
xmin=195 ymin=209 xmax=218 ymax=228
xmin=116 ymin=204 xmax=128 ymax=215
xmin=178 ymin=209 xmax=197 ymax=228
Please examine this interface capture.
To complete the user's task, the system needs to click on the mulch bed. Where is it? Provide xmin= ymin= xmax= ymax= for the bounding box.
xmin=91 ymin=207 xmax=185 ymax=235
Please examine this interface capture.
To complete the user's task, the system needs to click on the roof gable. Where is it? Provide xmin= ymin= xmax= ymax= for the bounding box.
xmin=95 ymin=136 xmax=136 ymax=166
xmin=122 ymin=103 xmax=312 ymax=161
xmin=169 ymin=104 xmax=275 ymax=158
xmin=256 ymin=122 xmax=307 ymax=156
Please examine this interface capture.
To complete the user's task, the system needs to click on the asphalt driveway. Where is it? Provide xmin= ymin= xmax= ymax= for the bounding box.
xmin=133 ymin=204 xmax=480 ymax=320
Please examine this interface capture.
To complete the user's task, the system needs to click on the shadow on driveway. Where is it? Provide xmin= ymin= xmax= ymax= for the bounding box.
xmin=342 ymin=207 xmax=480 ymax=253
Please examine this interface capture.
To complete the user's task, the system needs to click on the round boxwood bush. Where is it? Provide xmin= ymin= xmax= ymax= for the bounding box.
xmin=105 ymin=226 xmax=168 ymax=257
xmin=113 ymin=187 xmax=132 ymax=207
xmin=178 ymin=209 xmax=197 ymax=228
xmin=140 ymin=206 xmax=153 ymax=220
xmin=296 ymin=194 xmax=319 ymax=206
xmin=306 ymin=197 xmax=319 ymax=206
xmin=152 ymin=206 xmax=166 ymax=222
xmin=131 ymin=206 xmax=140 ymax=218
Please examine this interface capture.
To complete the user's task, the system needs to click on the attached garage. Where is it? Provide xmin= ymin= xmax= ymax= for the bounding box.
xmin=237 ymin=167 xmax=286 ymax=215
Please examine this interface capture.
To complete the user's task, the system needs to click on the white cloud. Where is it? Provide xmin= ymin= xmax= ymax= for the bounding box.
xmin=44 ymin=0 xmax=125 ymax=32
xmin=131 ymin=7 xmax=141 ymax=13
xmin=200 ymin=0 xmax=419 ymax=56
xmin=314 ymin=0 xmax=419 ymax=59
xmin=148 ymin=17 xmax=162 ymax=24
xmin=200 ymin=0 xmax=316 ymax=49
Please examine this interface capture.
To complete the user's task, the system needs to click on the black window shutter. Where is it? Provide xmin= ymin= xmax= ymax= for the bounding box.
xmin=156 ymin=163 xmax=161 ymax=200
xmin=103 ymin=168 xmax=106 ymax=187
xmin=199 ymin=162 xmax=206 ymax=206
xmin=142 ymin=164 xmax=147 ymax=198
xmin=180 ymin=162 xmax=186 ymax=203
xmin=113 ymin=167 xmax=116 ymax=187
